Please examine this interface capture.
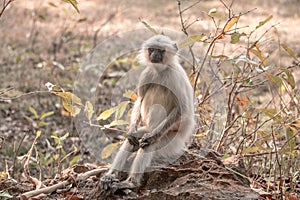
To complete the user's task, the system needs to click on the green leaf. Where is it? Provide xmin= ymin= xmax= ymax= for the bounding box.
xmin=69 ymin=155 xmax=81 ymax=166
xmin=38 ymin=121 xmax=47 ymax=127
xmin=256 ymin=15 xmax=273 ymax=29
xmin=281 ymin=43 xmax=299 ymax=62
xmin=101 ymin=142 xmax=122 ymax=159
xmin=285 ymin=126 xmax=296 ymax=152
xmin=266 ymin=73 xmax=282 ymax=87
xmin=40 ymin=111 xmax=54 ymax=120
xmin=61 ymin=0 xmax=80 ymax=13
xmin=29 ymin=106 xmax=39 ymax=119
xmin=178 ymin=34 xmax=204 ymax=48
xmin=230 ymin=32 xmax=245 ymax=44
xmin=281 ymin=68 xmax=295 ymax=89
xmin=53 ymin=154 xmax=59 ymax=160
xmin=260 ymin=108 xmax=283 ymax=122
xmin=24 ymin=115 xmax=35 ymax=124
xmin=208 ymin=8 xmax=217 ymax=16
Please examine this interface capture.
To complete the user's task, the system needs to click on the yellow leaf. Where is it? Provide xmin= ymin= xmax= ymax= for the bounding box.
xmin=123 ymin=90 xmax=137 ymax=101
xmin=40 ymin=111 xmax=54 ymax=120
xmin=178 ymin=34 xmax=205 ymax=48
xmin=281 ymin=43 xmax=299 ymax=62
xmin=62 ymin=98 xmax=81 ymax=117
xmin=53 ymin=91 xmax=83 ymax=117
xmin=53 ymin=92 xmax=83 ymax=106
xmin=116 ymin=101 xmax=129 ymax=119
xmin=291 ymin=119 xmax=300 ymax=128
xmin=281 ymin=67 xmax=295 ymax=89
xmin=36 ymin=130 xmax=41 ymax=138
xmin=250 ymin=47 xmax=268 ymax=66
xmin=223 ymin=16 xmax=240 ymax=32
xmin=101 ymin=142 xmax=122 ymax=159
xmin=62 ymin=0 xmax=80 ymax=13
xmin=140 ymin=20 xmax=158 ymax=34
xmin=96 ymin=107 xmax=117 ymax=120
xmin=29 ymin=106 xmax=38 ymax=119
xmin=211 ymin=55 xmax=229 ymax=59
xmin=241 ymin=146 xmax=261 ymax=154
xmin=260 ymin=108 xmax=283 ymax=122
xmin=109 ymin=120 xmax=129 ymax=127
xmin=84 ymin=101 xmax=94 ymax=120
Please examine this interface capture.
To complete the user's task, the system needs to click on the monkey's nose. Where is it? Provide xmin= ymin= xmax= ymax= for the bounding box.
xmin=150 ymin=54 xmax=163 ymax=63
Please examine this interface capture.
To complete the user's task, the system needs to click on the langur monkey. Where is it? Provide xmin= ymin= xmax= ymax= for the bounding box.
xmin=100 ymin=35 xmax=195 ymax=192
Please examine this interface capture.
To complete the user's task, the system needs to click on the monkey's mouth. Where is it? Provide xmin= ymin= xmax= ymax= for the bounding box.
xmin=150 ymin=60 xmax=162 ymax=63
xmin=150 ymin=56 xmax=163 ymax=63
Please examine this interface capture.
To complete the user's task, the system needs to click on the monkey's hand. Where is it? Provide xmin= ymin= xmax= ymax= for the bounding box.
xmin=127 ymin=132 xmax=140 ymax=148
xmin=139 ymin=132 xmax=156 ymax=148
xmin=100 ymin=174 xmax=120 ymax=193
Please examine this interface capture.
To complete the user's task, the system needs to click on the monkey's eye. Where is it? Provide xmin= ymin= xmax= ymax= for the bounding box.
xmin=148 ymin=48 xmax=154 ymax=53
xmin=160 ymin=49 xmax=166 ymax=53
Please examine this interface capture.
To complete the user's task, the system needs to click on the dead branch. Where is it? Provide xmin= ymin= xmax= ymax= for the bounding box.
xmin=0 ymin=0 xmax=14 ymax=18
xmin=20 ymin=168 xmax=107 ymax=199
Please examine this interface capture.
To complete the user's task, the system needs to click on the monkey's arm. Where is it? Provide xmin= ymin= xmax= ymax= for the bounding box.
xmin=127 ymin=96 xmax=144 ymax=147
xmin=140 ymin=107 xmax=180 ymax=148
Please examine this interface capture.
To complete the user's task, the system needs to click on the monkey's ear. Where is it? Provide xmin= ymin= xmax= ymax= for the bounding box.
xmin=173 ymin=43 xmax=178 ymax=51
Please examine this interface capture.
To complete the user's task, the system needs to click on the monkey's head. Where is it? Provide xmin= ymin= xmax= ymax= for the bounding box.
xmin=138 ymin=35 xmax=178 ymax=67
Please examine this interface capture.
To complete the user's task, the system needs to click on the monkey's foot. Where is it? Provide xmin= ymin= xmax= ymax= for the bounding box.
xmin=99 ymin=175 xmax=120 ymax=193
xmin=115 ymin=179 xmax=137 ymax=190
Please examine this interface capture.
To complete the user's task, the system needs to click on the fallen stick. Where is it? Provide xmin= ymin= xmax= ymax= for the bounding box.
xmin=20 ymin=168 xmax=107 ymax=199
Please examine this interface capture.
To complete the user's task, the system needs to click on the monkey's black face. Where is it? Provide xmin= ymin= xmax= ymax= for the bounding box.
xmin=148 ymin=46 xmax=165 ymax=63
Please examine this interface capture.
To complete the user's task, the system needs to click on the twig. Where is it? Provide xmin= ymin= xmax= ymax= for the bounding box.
xmin=0 ymin=90 xmax=50 ymax=101
xmin=12 ymin=131 xmax=27 ymax=179
xmin=271 ymin=126 xmax=283 ymax=200
xmin=83 ymin=121 xmax=126 ymax=133
xmin=0 ymin=0 xmax=14 ymax=18
xmin=181 ymin=0 xmax=201 ymax=13
xmin=20 ymin=168 xmax=107 ymax=199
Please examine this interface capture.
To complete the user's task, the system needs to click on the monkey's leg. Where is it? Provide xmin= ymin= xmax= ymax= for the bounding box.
xmin=116 ymin=145 xmax=155 ymax=189
xmin=100 ymin=127 xmax=148 ymax=192
xmin=100 ymin=140 xmax=134 ymax=192
xmin=140 ymin=108 xmax=180 ymax=148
